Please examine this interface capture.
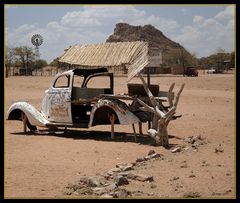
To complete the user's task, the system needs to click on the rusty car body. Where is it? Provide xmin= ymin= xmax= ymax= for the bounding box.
xmin=7 ymin=66 xmax=176 ymax=135
xmin=6 ymin=68 xmax=145 ymax=131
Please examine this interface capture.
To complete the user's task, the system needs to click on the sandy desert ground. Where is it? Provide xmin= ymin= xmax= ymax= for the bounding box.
xmin=4 ymin=70 xmax=235 ymax=198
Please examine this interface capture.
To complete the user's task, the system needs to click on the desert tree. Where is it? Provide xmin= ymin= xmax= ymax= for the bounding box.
xmin=49 ymin=57 xmax=60 ymax=67
xmin=33 ymin=59 xmax=48 ymax=75
xmin=34 ymin=59 xmax=48 ymax=69
xmin=13 ymin=46 xmax=36 ymax=75
xmin=230 ymin=51 xmax=235 ymax=69
xmin=164 ymin=48 xmax=196 ymax=74
xmin=137 ymin=73 xmax=185 ymax=146
xmin=5 ymin=46 xmax=15 ymax=77
xmin=199 ymin=49 xmax=233 ymax=71
xmin=215 ymin=48 xmax=225 ymax=72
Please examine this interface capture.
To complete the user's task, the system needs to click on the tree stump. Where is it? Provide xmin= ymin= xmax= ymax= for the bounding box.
xmin=137 ymin=73 xmax=185 ymax=147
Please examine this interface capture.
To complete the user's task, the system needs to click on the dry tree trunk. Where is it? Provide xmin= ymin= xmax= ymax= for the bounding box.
xmin=137 ymin=73 xmax=185 ymax=146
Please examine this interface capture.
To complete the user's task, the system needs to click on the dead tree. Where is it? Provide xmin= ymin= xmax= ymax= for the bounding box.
xmin=137 ymin=73 xmax=185 ymax=146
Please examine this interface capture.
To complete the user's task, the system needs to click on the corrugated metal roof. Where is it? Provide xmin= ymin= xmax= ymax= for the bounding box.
xmin=58 ymin=41 xmax=149 ymax=81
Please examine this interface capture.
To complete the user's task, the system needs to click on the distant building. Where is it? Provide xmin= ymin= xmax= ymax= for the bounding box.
xmin=142 ymin=47 xmax=163 ymax=74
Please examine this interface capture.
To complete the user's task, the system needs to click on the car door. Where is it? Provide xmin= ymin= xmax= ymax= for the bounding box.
xmin=41 ymin=72 xmax=73 ymax=123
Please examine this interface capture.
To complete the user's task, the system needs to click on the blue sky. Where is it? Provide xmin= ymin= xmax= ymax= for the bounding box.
xmin=5 ymin=4 xmax=235 ymax=63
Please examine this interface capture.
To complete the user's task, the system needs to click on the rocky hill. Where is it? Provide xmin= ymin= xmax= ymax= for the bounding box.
xmin=106 ymin=23 xmax=186 ymax=55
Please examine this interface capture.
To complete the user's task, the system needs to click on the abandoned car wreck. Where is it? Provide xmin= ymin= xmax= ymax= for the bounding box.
xmin=7 ymin=41 xmax=185 ymax=146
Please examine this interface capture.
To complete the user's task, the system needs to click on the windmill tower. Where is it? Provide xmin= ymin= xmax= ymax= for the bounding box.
xmin=31 ymin=34 xmax=43 ymax=59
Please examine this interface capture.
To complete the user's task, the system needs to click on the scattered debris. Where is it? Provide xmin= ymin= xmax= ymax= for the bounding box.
xmin=183 ymin=146 xmax=190 ymax=151
xmin=150 ymin=183 xmax=157 ymax=189
xmin=201 ymin=161 xmax=210 ymax=167
xmin=93 ymin=186 xmax=111 ymax=196
xmin=112 ymin=188 xmax=130 ymax=198
xmin=130 ymin=190 xmax=155 ymax=197
xmin=215 ymin=144 xmax=224 ymax=153
xmin=127 ymin=173 xmax=154 ymax=182
xmin=118 ymin=171 xmax=130 ymax=177
xmin=63 ymin=183 xmax=94 ymax=196
xmin=136 ymin=157 xmax=145 ymax=163
xmin=136 ymin=152 xmax=161 ymax=163
xmin=171 ymin=147 xmax=181 ymax=153
xmin=116 ymin=163 xmax=133 ymax=171
xmin=189 ymin=174 xmax=196 ymax=178
xmin=100 ymin=193 xmax=114 ymax=198
xmin=183 ymin=191 xmax=201 ymax=198
xmin=212 ymin=189 xmax=232 ymax=196
xmin=144 ymin=153 xmax=161 ymax=160
xmin=182 ymin=135 xmax=207 ymax=151
xmin=79 ymin=176 xmax=101 ymax=187
xmin=173 ymin=182 xmax=183 ymax=192
xmin=63 ymin=135 xmax=209 ymax=198
xmin=180 ymin=163 xmax=188 ymax=168
xmin=170 ymin=177 xmax=179 ymax=181
xmin=63 ymin=150 xmax=160 ymax=198
xmin=114 ymin=175 xmax=129 ymax=186
xmin=148 ymin=150 xmax=156 ymax=155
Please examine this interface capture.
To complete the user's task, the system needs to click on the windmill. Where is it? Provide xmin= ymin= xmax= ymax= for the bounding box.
xmin=31 ymin=34 xmax=43 ymax=59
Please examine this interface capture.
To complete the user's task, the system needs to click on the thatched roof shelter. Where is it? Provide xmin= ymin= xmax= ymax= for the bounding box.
xmin=58 ymin=41 xmax=149 ymax=81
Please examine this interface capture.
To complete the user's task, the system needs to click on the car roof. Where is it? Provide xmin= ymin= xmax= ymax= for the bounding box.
xmin=60 ymin=67 xmax=108 ymax=77
xmin=73 ymin=68 xmax=108 ymax=77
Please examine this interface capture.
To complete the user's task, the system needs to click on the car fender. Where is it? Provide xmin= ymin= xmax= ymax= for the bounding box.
xmin=89 ymin=98 xmax=140 ymax=127
xmin=6 ymin=102 xmax=50 ymax=127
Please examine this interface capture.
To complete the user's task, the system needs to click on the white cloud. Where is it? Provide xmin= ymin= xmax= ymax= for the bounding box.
xmin=215 ymin=6 xmax=234 ymax=21
xmin=131 ymin=15 xmax=179 ymax=34
xmin=193 ymin=15 xmax=204 ymax=24
xmin=172 ymin=6 xmax=234 ymax=57
xmin=15 ymin=24 xmax=36 ymax=33
xmin=46 ymin=21 xmax=62 ymax=30
xmin=61 ymin=11 xmax=102 ymax=27
xmin=60 ymin=6 xmax=144 ymax=27
xmin=60 ymin=6 xmax=179 ymax=34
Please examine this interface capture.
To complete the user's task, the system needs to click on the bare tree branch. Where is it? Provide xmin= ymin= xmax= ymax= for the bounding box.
xmin=173 ymin=83 xmax=185 ymax=108
xmin=164 ymin=107 xmax=176 ymax=122
xmin=137 ymin=98 xmax=155 ymax=113
xmin=137 ymin=73 xmax=158 ymax=107
xmin=168 ymin=83 xmax=175 ymax=107
xmin=155 ymin=107 xmax=165 ymax=118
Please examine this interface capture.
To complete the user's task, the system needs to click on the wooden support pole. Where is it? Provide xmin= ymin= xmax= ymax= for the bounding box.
xmin=132 ymin=123 xmax=137 ymax=142
xmin=147 ymin=67 xmax=150 ymax=88
xmin=168 ymin=83 xmax=175 ymax=107
xmin=147 ymin=68 xmax=151 ymax=129
xmin=139 ymin=122 xmax=143 ymax=135
xmin=109 ymin=114 xmax=116 ymax=140
xmin=22 ymin=112 xmax=27 ymax=133
xmin=132 ymin=123 xmax=136 ymax=134
xmin=64 ymin=126 xmax=67 ymax=135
